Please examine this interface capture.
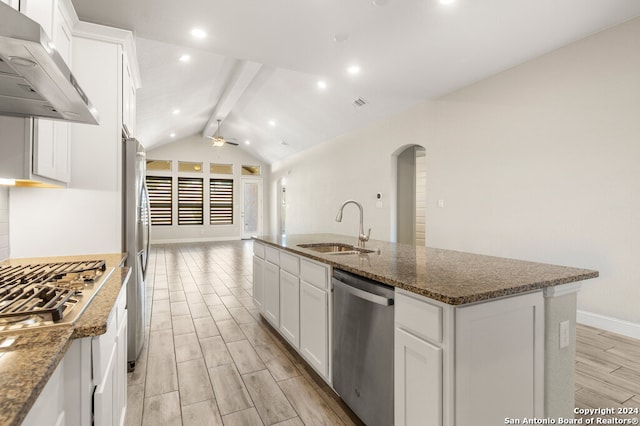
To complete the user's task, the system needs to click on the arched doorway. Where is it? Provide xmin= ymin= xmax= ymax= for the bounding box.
xmin=395 ymin=145 xmax=426 ymax=245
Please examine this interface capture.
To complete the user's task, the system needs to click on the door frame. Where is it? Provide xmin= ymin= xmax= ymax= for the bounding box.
xmin=241 ymin=177 xmax=263 ymax=239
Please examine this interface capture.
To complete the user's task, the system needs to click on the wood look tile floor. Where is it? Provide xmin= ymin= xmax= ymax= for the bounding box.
xmin=125 ymin=241 xmax=640 ymax=425
xmin=125 ymin=241 xmax=363 ymax=426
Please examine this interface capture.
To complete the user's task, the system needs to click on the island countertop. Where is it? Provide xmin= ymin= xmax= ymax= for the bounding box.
xmin=0 ymin=253 xmax=128 ymax=426
xmin=253 ymin=234 xmax=599 ymax=305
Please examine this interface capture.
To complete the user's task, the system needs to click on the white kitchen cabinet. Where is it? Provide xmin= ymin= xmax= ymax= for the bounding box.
xmin=122 ymin=52 xmax=137 ymax=135
xmin=394 ymin=288 xmax=544 ymax=426
xmin=8 ymin=0 xmax=74 ymax=185
xmin=1 ymin=0 xmax=20 ymax=10
xmin=263 ymin=260 xmax=280 ymax=326
xmin=21 ymin=357 xmax=66 ymax=426
xmin=252 ymin=255 xmax=264 ymax=310
xmin=279 ymin=269 xmax=300 ymax=348
xmin=395 ymin=327 xmax=442 ymax=426
xmin=92 ymin=281 xmax=128 ymax=426
xmin=299 ymin=279 xmax=328 ymax=378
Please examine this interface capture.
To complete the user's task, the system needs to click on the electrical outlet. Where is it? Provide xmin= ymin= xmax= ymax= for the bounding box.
xmin=559 ymin=320 xmax=570 ymax=349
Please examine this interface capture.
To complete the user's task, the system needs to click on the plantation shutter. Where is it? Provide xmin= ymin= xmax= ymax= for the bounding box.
xmin=210 ymin=179 xmax=233 ymax=225
xmin=178 ymin=177 xmax=204 ymax=225
xmin=145 ymin=176 xmax=172 ymax=226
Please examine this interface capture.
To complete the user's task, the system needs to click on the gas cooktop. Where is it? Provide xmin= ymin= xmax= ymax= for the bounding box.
xmin=0 ymin=260 xmax=114 ymax=333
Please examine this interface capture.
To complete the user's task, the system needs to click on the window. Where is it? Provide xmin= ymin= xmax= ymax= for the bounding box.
xmin=146 ymin=176 xmax=172 ymax=226
xmin=178 ymin=177 xmax=203 ymax=225
xmin=146 ymin=160 xmax=171 ymax=171
xmin=210 ymin=163 xmax=233 ymax=174
xmin=241 ymin=165 xmax=261 ymax=176
xmin=178 ymin=161 xmax=203 ymax=173
xmin=210 ymin=179 xmax=233 ymax=225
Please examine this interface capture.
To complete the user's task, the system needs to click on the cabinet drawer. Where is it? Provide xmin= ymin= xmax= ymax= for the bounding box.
xmin=265 ymin=246 xmax=280 ymax=265
xmin=92 ymin=309 xmax=117 ymax=386
xmin=395 ymin=292 xmax=442 ymax=344
xmin=300 ymin=258 xmax=328 ymax=290
xmin=253 ymin=242 xmax=265 ymax=259
xmin=280 ymin=251 xmax=300 ymax=275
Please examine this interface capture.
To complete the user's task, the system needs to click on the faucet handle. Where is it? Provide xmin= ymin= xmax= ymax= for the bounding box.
xmin=361 ymin=228 xmax=371 ymax=242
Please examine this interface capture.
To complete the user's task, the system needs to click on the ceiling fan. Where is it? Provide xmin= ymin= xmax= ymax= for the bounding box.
xmin=206 ymin=119 xmax=239 ymax=147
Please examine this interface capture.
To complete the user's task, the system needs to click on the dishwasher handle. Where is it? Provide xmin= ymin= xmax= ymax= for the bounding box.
xmin=333 ymin=278 xmax=394 ymax=306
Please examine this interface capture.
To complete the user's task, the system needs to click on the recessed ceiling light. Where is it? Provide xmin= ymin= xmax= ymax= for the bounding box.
xmin=191 ymin=28 xmax=207 ymax=39
xmin=333 ymin=33 xmax=349 ymax=43
xmin=172 ymin=109 xmax=180 ymax=115
xmin=245 ymin=140 xmax=250 ymax=145
xmin=268 ymin=120 xmax=276 ymax=127
xmin=347 ymin=65 xmax=361 ymax=75
xmin=317 ymin=81 xmax=327 ymax=90
xmin=179 ymin=54 xmax=191 ymax=63
xmin=170 ymin=133 xmax=176 ymax=138
xmin=439 ymin=0 xmax=455 ymax=4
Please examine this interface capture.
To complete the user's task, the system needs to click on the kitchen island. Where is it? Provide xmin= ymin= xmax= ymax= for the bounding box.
xmin=252 ymin=233 xmax=599 ymax=426
xmin=0 ymin=253 xmax=128 ymax=426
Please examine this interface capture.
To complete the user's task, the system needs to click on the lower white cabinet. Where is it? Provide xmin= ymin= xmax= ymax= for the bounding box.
xmin=263 ymin=261 xmax=280 ymax=326
xmin=22 ymin=356 xmax=67 ymax=426
xmin=394 ymin=288 xmax=544 ymax=426
xmin=299 ymin=280 xmax=328 ymax=378
xmin=279 ymin=269 xmax=300 ymax=348
xmin=251 ymin=242 xmax=331 ymax=382
xmin=394 ymin=327 xmax=442 ymax=426
xmin=22 ymin=279 xmax=129 ymax=426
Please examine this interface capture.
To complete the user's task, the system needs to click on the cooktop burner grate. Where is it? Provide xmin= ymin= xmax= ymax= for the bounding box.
xmin=0 ymin=260 xmax=106 ymax=323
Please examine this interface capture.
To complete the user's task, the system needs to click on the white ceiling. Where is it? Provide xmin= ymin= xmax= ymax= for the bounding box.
xmin=70 ymin=0 xmax=640 ymax=164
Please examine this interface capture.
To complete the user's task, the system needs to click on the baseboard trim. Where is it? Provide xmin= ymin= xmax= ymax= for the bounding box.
xmin=151 ymin=236 xmax=243 ymax=244
xmin=577 ymin=310 xmax=640 ymax=340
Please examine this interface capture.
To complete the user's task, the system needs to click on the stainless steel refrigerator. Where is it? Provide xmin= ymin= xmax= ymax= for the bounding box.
xmin=123 ymin=131 xmax=150 ymax=371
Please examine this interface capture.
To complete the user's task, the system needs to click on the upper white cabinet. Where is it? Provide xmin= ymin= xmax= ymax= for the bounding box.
xmin=7 ymin=0 xmax=76 ymax=185
xmin=70 ymin=22 xmax=140 ymax=191
xmin=122 ymin=52 xmax=136 ymax=136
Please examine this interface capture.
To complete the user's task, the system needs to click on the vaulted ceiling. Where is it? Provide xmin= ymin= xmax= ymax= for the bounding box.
xmin=70 ymin=0 xmax=640 ymax=163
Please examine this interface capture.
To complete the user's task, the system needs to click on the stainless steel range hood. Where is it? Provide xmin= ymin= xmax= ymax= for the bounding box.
xmin=0 ymin=2 xmax=99 ymax=124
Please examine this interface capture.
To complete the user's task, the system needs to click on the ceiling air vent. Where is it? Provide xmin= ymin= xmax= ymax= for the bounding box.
xmin=352 ymin=97 xmax=367 ymax=107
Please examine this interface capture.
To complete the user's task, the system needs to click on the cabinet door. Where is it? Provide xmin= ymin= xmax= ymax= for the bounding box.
xmin=30 ymin=0 xmax=72 ymax=184
xmin=395 ymin=327 xmax=442 ymax=426
xmin=252 ymin=255 xmax=264 ymax=311
xmin=279 ymin=269 xmax=300 ymax=348
xmin=19 ymin=0 xmax=54 ymax=37
xmin=1 ymin=0 xmax=19 ymax=10
xmin=93 ymin=345 xmax=116 ymax=426
xmin=115 ymin=310 xmax=128 ymax=426
xmin=263 ymin=261 xmax=280 ymax=326
xmin=299 ymin=280 xmax=328 ymax=378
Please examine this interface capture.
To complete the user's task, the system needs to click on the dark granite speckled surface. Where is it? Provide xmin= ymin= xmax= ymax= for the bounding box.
xmin=254 ymin=234 xmax=599 ymax=305
xmin=0 ymin=253 xmax=128 ymax=426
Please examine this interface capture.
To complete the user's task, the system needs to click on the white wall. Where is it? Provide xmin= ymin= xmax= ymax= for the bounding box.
xmin=147 ymin=135 xmax=270 ymax=243
xmin=271 ymin=18 xmax=640 ymax=327
xmin=0 ymin=187 xmax=9 ymax=260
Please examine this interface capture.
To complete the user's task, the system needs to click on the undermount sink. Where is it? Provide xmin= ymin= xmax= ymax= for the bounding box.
xmin=297 ymin=242 xmax=374 ymax=255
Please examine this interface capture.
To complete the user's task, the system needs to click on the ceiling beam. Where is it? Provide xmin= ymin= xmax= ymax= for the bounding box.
xmin=201 ymin=60 xmax=263 ymax=138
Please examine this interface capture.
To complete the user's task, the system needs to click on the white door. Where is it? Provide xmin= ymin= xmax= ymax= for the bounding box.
xmin=241 ymin=178 xmax=262 ymax=239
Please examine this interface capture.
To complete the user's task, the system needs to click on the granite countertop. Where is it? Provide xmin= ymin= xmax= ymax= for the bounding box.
xmin=0 ymin=253 xmax=129 ymax=426
xmin=254 ymin=234 xmax=599 ymax=305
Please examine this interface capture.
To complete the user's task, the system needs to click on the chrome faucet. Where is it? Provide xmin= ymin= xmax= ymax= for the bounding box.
xmin=335 ymin=200 xmax=371 ymax=249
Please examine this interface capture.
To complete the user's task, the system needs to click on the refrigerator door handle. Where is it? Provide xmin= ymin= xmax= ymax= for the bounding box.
xmin=140 ymin=181 xmax=151 ymax=279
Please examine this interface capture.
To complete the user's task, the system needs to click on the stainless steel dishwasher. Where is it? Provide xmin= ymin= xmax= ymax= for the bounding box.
xmin=332 ymin=268 xmax=395 ymax=426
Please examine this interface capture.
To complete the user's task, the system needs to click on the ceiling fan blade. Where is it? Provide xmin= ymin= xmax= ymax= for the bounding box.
xmin=226 ymin=141 xmax=239 ymax=146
